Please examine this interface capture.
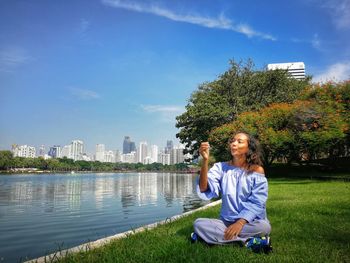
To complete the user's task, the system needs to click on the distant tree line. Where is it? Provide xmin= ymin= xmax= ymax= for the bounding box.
xmin=0 ymin=152 xmax=192 ymax=173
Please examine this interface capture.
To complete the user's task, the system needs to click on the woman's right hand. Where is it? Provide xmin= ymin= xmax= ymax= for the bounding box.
xmin=199 ymin=142 xmax=210 ymax=161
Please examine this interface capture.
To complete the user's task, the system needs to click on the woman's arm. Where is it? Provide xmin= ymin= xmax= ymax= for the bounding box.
xmin=199 ymin=142 xmax=210 ymax=192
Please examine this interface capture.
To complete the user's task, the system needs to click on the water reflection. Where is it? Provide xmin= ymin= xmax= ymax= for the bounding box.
xmin=0 ymin=173 xmax=209 ymax=263
xmin=1 ymin=173 xmax=204 ymax=214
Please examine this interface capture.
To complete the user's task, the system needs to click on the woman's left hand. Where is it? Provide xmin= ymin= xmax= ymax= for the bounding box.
xmin=224 ymin=221 xmax=244 ymax=240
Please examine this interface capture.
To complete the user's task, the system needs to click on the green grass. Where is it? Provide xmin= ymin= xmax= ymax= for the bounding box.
xmin=57 ymin=179 xmax=350 ymax=263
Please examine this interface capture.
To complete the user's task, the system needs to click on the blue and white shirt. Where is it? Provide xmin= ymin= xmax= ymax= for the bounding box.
xmin=197 ymin=162 xmax=268 ymax=223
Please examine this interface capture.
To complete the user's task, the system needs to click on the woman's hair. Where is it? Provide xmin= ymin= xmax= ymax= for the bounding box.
xmin=228 ymin=131 xmax=264 ymax=172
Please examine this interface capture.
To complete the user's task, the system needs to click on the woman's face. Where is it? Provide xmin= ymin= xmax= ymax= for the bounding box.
xmin=230 ymin=133 xmax=249 ymax=157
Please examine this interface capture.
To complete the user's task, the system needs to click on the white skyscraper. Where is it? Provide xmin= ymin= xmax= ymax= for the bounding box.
xmin=115 ymin=150 xmax=121 ymax=163
xmin=170 ymin=148 xmax=177 ymax=165
xmin=104 ymin=150 xmax=115 ymax=163
xmin=158 ymin=152 xmax=170 ymax=165
xmin=150 ymin=145 xmax=158 ymax=163
xmin=138 ymin=141 xmax=148 ymax=164
xmin=170 ymin=145 xmax=185 ymax=164
xmin=175 ymin=147 xmax=185 ymax=164
xmin=71 ymin=140 xmax=84 ymax=161
xmin=267 ymin=62 xmax=305 ymax=80
xmin=61 ymin=145 xmax=72 ymax=158
xmin=95 ymin=144 xmax=105 ymax=162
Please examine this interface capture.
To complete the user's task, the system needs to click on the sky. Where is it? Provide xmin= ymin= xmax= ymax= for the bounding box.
xmin=1 ymin=0 xmax=349 ymax=154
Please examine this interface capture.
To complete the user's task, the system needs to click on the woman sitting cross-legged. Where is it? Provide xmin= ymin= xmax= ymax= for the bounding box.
xmin=192 ymin=132 xmax=272 ymax=253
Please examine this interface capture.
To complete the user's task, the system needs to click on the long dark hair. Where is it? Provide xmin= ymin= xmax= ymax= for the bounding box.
xmin=228 ymin=131 xmax=264 ymax=172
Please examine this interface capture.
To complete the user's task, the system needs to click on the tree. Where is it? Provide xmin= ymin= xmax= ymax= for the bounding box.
xmin=47 ymin=158 xmax=60 ymax=171
xmin=301 ymin=81 xmax=350 ymax=157
xmin=0 ymin=150 xmax=13 ymax=170
xmin=209 ymin=102 xmax=297 ymax=165
xmin=75 ymin=160 xmax=92 ymax=171
xmin=209 ymin=82 xmax=349 ymax=166
xmin=176 ymin=58 xmax=310 ymax=160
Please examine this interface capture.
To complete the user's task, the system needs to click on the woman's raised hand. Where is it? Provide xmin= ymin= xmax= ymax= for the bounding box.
xmin=199 ymin=142 xmax=210 ymax=161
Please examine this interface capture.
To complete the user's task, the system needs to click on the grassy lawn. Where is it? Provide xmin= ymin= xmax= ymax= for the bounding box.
xmin=57 ymin=178 xmax=350 ymax=263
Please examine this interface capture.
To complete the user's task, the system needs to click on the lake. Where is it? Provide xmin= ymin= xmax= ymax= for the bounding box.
xmin=0 ymin=172 xmax=209 ymax=262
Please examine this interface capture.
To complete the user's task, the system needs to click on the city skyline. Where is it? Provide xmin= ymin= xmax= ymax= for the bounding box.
xmin=1 ymin=0 xmax=349 ymax=153
xmin=10 ymin=136 xmax=177 ymax=157
xmin=11 ymin=137 xmax=188 ymax=166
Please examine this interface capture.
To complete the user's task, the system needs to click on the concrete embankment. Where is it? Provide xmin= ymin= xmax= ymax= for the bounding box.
xmin=26 ymin=200 xmax=222 ymax=263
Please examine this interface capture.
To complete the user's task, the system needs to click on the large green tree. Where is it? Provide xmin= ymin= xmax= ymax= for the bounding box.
xmin=175 ymin=59 xmax=310 ymax=159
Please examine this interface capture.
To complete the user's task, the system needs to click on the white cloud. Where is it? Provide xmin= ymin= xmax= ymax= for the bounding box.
xmin=322 ymin=0 xmax=350 ymax=29
xmin=0 ymin=47 xmax=31 ymax=73
xmin=313 ymin=62 xmax=350 ymax=83
xmin=69 ymin=87 xmax=101 ymax=100
xmin=234 ymin=23 xmax=275 ymax=40
xmin=291 ymin=33 xmax=323 ymax=51
xmin=79 ymin=18 xmax=90 ymax=35
xmin=101 ymin=0 xmax=276 ymax=40
xmin=141 ymin=104 xmax=184 ymax=122
xmin=311 ymin=34 xmax=321 ymax=50
xmin=141 ymin=105 xmax=184 ymax=113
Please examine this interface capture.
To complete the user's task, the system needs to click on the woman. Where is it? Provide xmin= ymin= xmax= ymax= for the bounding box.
xmin=192 ymin=132 xmax=271 ymax=250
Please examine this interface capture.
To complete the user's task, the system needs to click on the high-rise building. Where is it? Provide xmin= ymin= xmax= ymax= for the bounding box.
xmin=115 ymin=150 xmax=121 ymax=163
xmin=12 ymin=144 xmax=36 ymax=158
xmin=61 ymin=145 xmax=72 ymax=158
xmin=104 ymin=150 xmax=115 ymax=163
xmin=95 ymin=144 xmax=105 ymax=162
xmin=158 ymin=152 xmax=170 ymax=165
xmin=48 ymin=145 xmax=61 ymax=158
xmin=267 ymin=62 xmax=305 ymax=80
xmin=39 ymin=145 xmax=46 ymax=157
xmin=170 ymin=145 xmax=185 ymax=165
xmin=123 ymin=136 xmax=136 ymax=154
xmin=71 ymin=140 xmax=84 ymax=161
xmin=138 ymin=141 xmax=148 ymax=164
xmin=123 ymin=136 xmax=131 ymax=154
xmin=165 ymin=140 xmax=173 ymax=154
xmin=130 ymin=141 xmax=136 ymax=152
xmin=150 ymin=145 xmax=158 ymax=163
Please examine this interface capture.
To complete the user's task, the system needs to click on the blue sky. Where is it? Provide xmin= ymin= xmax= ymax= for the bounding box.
xmin=1 ymin=0 xmax=349 ymax=154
